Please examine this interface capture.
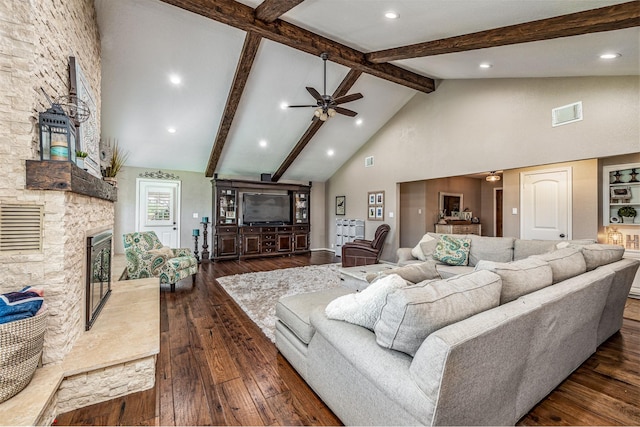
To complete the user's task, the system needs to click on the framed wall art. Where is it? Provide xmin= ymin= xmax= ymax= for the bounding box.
xmin=336 ymin=195 xmax=346 ymax=215
xmin=368 ymin=190 xmax=384 ymax=221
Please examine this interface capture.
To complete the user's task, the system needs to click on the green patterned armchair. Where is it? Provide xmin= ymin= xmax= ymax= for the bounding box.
xmin=123 ymin=231 xmax=198 ymax=292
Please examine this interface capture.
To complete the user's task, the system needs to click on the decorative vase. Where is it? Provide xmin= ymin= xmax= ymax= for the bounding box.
xmin=622 ymin=216 xmax=634 ymax=224
xmin=76 ymin=158 xmax=85 ymax=169
xmin=103 ymin=177 xmax=117 ymax=187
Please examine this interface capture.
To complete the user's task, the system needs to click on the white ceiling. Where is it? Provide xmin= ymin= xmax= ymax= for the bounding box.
xmin=95 ymin=0 xmax=639 ymax=182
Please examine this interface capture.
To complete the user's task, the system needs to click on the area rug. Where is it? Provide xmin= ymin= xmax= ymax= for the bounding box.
xmin=217 ymin=264 xmax=342 ymax=342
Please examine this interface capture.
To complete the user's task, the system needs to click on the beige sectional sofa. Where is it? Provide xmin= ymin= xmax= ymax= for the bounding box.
xmin=275 ymin=236 xmax=638 ymax=426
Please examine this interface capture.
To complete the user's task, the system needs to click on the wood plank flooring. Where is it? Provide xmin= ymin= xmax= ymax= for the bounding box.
xmin=57 ymin=252 xmax=640 ymax=426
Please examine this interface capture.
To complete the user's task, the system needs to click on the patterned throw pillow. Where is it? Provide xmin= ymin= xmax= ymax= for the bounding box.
xmin=432 ymin=235 xmax=471 ymax=266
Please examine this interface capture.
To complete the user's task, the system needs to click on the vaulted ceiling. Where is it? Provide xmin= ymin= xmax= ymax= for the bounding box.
xmin=95 ymin=0 xmax=639 ymax=182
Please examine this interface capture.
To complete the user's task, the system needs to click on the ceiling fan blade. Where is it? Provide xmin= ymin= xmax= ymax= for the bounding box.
xmin=306 ymin=86 xmax=323 ymax=101
xmin=288 ymin=105 xmax=316 ymax=108
xmin=335 ymin=107 xmax=358 ymax=117
xmin=333 ymin=93 xmax=363 ymax=105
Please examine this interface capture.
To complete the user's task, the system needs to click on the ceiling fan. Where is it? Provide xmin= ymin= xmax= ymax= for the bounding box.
xmin=288 ymin=52 xmax=363 ymax=121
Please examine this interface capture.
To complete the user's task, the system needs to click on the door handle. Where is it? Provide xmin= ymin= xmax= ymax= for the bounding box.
xmin=559 ymin=233 xmax=566 ymax=238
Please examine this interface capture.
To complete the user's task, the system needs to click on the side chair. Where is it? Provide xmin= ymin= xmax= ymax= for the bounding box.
xmin=122 ymin=231 xmax=198 ymax=292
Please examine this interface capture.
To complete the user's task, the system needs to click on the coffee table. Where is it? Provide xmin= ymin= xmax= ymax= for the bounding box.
xmin=338 ymin=263 xmax=396 ymax=291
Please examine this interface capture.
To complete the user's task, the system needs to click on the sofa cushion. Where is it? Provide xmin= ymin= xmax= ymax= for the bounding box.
xmin=432 ymin=235 xmax=471 ymax=266
xmin=468 ymin=235 xmax=515 ymax=267
xmin=277 ymin=287 xmax=354 ymax=345
xmin=374 ymin=270 xmax=502 ymax=356
xmin=531 ymin=248 xmax=587 ymax=284
xmin=365 ymin=260 xmax=441 ymax=284
xmin=326 ymin=274 xmax=408 ymax=330
xmin=580 ymin=244 xmax=624 ymax=271
xmin=513 ymin=240 xmax=558 ymax=261
xmin=475 ymin=257 xmax=553 ymax=304
xmin=435 ymin=264 xmax=475 ymax=279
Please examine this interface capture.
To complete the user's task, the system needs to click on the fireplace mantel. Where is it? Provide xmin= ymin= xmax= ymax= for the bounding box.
xmin=26 ymin=160 xmax=117 ymax=202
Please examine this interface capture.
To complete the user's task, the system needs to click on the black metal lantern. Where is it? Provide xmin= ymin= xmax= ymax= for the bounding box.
xmin=39 ymin=104 xmax=77 ymax=162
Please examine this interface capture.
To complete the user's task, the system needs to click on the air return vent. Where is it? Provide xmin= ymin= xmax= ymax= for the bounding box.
xmin=0 ymin=204 xmax=43 ymax=253
xmin=552 ymin=101 xmax=583 ymax=127
xmin=365 ymin=156 xmax=374 ymax=167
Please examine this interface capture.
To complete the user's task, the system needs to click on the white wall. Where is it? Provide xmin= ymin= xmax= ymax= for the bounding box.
xmin=327 ymin=76 xmax=640 ymax=261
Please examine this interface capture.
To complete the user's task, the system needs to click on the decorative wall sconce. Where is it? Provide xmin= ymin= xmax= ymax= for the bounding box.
xmin=39 ymin=103 xmax=77 ymax=163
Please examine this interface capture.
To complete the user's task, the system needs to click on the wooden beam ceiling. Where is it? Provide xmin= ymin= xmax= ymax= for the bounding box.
xmin=367 ymin=1 xmax=640 ymax=63
xmin=159 ymin=0 xmax=435 ymax=93
xmin=254 ymin=0 xmax=305 ymax=23
xmin=205 ymin=32 xmax=262 ymax=177
xmin=271 ymin=69 xmax=363 ymax=182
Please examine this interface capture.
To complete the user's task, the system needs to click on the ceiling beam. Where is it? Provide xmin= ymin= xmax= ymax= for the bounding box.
xmin=271 ymin=69 xmax=363 ymax=182
xmin=159 ymin=0 xmax=435 ymax=93
xmin=206 ymin=32 xmax=262 ymax=177
xmin=367 ymin=1 xmax=640 ymax=63
xmin=255 ymin=0 xmax=305 ymax=23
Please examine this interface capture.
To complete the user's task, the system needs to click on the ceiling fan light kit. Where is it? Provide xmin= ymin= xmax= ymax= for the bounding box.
xmin=289 ymin=52 xmax=363 ymax=122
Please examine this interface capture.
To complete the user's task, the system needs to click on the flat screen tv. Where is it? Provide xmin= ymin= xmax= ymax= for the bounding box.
xmin=242 ymin=193 xmax=291 ymax=225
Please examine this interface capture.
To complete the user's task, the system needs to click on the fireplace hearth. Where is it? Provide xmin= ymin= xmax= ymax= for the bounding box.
xmin=86 ymin=230 xmax=112 ymax=330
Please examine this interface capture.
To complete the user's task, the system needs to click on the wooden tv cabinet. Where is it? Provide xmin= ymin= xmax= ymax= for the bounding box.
xmin=211 ymin=178 xmax=310 ymax=261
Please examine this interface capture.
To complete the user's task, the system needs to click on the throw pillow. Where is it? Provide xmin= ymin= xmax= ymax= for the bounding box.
xmin=365 ymin=260 xmax=441 ymax=284
xmin=432 ymin=235 xmax=471 ymax=266
xmin=475 ymin=257 xmax=553 ymax=304
xmin=325 ymin=274 xmax=408 ymax=330
xmin=531 ymin=247 xmax=586 ymax=284
xmin=149 ymin=246 xmax=174 ymax=259
xmin=374 ymin=270 xmax=502 ymax=356
xmin=411 ymin=234 xmax=436 ymax=260
xmin=580 ymin=244 xmax=624 ymax=271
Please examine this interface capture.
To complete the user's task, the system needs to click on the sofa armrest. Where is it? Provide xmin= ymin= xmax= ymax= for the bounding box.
xmin=396 ymin=247 xmax=416 ymax=263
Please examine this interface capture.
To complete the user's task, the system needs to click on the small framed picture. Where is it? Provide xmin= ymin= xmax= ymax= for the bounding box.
xmin=336 ymin=195 xmax=346 ymax=215
xmin=368 ymin=207 xmax=376 ymax=219
xmin=375 ymin=206 xmax=383 ymax=219
xmin=376 ymin=192 xmax=384 ymax=205
xmin=368 ymin=193 xmax=376 ymax=205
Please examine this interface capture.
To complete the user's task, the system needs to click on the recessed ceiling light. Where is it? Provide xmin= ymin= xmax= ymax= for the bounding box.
xmin=169 ymin=74 xmax=181 ymax=85
xmin=259 ymin=139 xmax=267 ymax=148
xmin=479 ymin=63 xmax=493 ymax=69
xmin=280 ymin=102 xmax=289 ymax=110
xmin=355 ymin=118 xmax=363 ymax=126
xmin=327 ymin=149 xmax=335 ymax=156
xmin=384 ymin=11 xmax=399 ymax=19
xmin=167 ymin=127 xmax=176 ymax=134
xmin=600 ymin=53 xmax=621 ymax=59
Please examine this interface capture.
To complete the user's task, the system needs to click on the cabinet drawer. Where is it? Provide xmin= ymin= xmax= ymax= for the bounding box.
xmin=262 ymin=227 xmax=276 ymax=232
xmin=262 ymin=234 xmax=276 ymax=240
xmin=294 ymin=225 xmax=309 ymax=232
xmin=278 ymin=226 xmax=292 ymax=232
xmin=262 ymin=247 xmax=275 ymax=254
xmin=242 ymin=226 xmax=261 ymax=233
xmin=217 ymin=226 xmax=237 ymax=234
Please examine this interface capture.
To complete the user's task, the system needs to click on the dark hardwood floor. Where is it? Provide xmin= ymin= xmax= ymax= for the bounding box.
xmin=57 ymin=252 xmax=640 ymax=426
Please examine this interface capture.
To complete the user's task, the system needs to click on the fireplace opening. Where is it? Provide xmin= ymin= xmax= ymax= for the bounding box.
xmin=86 ymin=230 xmax=112 ymax=330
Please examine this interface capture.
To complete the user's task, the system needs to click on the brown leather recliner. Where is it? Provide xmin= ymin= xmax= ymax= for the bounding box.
xmin=341 ymin=224 xmax=390 ymax=267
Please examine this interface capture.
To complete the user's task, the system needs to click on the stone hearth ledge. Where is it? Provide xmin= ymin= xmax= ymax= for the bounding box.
xmin=0 ymin=255 xmax=159 ymax=426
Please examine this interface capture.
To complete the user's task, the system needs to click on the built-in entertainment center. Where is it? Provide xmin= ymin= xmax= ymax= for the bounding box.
xmin=211 ymin=178 xmax=310 ymax=260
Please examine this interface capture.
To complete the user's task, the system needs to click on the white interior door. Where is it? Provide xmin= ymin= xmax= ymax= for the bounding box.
xmin=520 ymin=168 xmax=572 ymax=240
xmin=136 ymin=179 xmax=181 ymax=247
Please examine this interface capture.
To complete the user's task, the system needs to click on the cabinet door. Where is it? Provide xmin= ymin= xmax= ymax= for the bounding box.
xmin=277 ymin=234 xmax=292 ymax=252
xmin=294 ymin=233 xmax=308 ymax=251
xmin=243 ymin=235 xmax=260 ymax=255
xmin=217 ymin=234 xmax=238 ymax=257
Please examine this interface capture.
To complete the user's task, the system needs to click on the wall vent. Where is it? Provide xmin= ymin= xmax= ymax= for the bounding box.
xmin=552 ymin=101 xmax=583 ymax=127
xmin=365 ymin=156 xmax=374 ymax=167
xmin=0 ymin=204 xmax=43 ymax=253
